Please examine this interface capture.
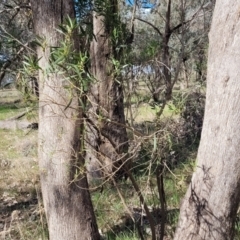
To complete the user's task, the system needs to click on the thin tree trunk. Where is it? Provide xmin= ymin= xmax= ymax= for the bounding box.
xmin=31 ymin=1 xmax=100 ymax=239
xmin=174 ymin=1 xmax=240 ymax=239
xmin=162 ymin=0 xmax=172 ymax=101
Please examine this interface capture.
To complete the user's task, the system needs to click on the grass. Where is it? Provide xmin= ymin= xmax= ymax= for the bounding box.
xmin=90 ymin=152 xmax=196 ymax=239
xmin=2 ymin=209 xmax=48 ymax=240
xmin=235 ymin=219 xmax=240 ymax=240
xmin=0 ymin=96 xmax=42 ymax=240
xmin=91 ymin=94 xmax=200 ymax=238
xmin=0 ymin=77 xmax=237 ymax=239
xmin=0 ymin=88 xmax=205 ymax=239
xmin=0 ymin=89 xmax=22 ymax=102
xmin=0 ymin=89 xmax=26 ymax=120
xmin=0 ymin=105 xmax=27 ymax=120
xmin=105 ymin=231 xmax=139 ymax=240
xmin=0 ymin=127 xmax=44 ymax=240
xmin=0 ymin=129 xmax=39 ymax=197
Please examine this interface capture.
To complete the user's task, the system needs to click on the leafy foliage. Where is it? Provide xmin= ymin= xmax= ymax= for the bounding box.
xmin=0 ymin=0 xmax=222 ymax=239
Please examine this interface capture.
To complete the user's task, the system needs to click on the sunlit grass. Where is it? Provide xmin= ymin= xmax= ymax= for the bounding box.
xmin=0 ymin=89 xmax=201 ymax=240
xmin=0 ymin=105 xmax=26 ymax=120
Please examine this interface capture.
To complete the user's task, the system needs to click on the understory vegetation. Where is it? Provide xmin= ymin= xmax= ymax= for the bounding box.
xmin=1 ymin=85 xmax=239 ymax=240
xmin=1 ymin=0 xmax=240 ymax=239
xmin=1 ymin=88 xmax=240 ymax=240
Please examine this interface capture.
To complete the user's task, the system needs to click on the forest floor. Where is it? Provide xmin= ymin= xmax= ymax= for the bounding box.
xmin=1 ymin=89 xmax=238 ymax=240
xmin=0 ymin=89 xmax=196 ymax=240
xmin=0 ymin=90 xmax=43 ymax=240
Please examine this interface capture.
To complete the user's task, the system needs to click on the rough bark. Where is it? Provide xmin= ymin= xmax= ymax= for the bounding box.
xmin=30 ymin=1 xmax=100 ymax=239
xmin=86 ymin=2 xmax=128 ymax=181
xmin=174 ymin=1 xmax=240 ymax=239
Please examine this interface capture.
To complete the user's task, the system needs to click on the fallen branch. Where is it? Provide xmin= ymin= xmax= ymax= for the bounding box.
xmin=6 ymin=111 xmax=28 ymax=121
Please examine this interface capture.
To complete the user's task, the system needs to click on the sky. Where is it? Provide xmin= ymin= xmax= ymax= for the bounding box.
xmin=126 ymin=0 xmax=156 ymax=9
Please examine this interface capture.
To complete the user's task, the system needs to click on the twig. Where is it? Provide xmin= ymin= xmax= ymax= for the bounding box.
xmin=6 ymin=110 xmax=29 ymax=121
xmin=126 ymin=168 xmax=157 ymax=240
xmin=156 ymin=163 xmax=167 ymax=240
xmin=135 ymin=17 xmax=163 ymax=37
xmin=0 ymin=27 xmax=35 ymax=53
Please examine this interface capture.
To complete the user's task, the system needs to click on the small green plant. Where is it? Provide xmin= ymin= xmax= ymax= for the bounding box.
xmin=16 ymin=54 xmax=40 ymax=105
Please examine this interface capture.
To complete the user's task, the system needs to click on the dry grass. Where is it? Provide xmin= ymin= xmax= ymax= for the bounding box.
xmin=0 ymin=90 xmax=45 ymax=239
xmin=0 ymin=128 xmax=44 ymax=240
xmin=0 ymin=90 xmax=21 ymax=104
xmin=0 ymin=89 xmax=195 ymax=240
xmin=0 ymin=129 xmax=38 ymax=188
xmin=0 ymin=90 xmax=25 ymax=121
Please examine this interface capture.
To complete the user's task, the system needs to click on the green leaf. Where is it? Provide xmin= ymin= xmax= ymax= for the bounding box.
xmin=56 ymin=26 xmax=67 ymax=35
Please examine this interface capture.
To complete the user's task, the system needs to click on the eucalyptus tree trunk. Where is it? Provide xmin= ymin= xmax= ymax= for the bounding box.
xmin=86 ymin=0 xmax=128 ymax=181
xmin=30 ymin=1 xmax=100 ymax=239
xmin=174 ymin=1 xmax=240 ymax=239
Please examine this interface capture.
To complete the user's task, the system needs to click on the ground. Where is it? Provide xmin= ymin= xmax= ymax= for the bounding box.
xmin=0 ymin=90 xmax=44 ymax=240
xmin=0 ymin=88 xmax=195 ymax=240
xmin=1 ymin=89 xmax=238 ymax=240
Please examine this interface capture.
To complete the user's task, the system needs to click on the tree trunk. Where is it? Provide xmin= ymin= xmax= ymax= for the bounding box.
xmin=30 ymin=1 xmax=100 ymax=239
xmin=86 ymin=2 xmax=128 ymax=181
xmin=162 ymin=0 xmax=172 ymax=101
xmin=174 ymin=1 xmax=240 ymax=239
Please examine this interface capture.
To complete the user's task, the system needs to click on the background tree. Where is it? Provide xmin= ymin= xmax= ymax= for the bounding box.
xmin=0 ymin=1 xmax=221 ymax=239
xmin=30 ymin=1 xmax=100 ymax=239
xmin=0 ymin=0 xmax=32 ymax=87
xmin=86 ymin=0 xmax=130 ymax=181
xmin=122 ymin=0 xmax=211 ymax=106
xmin=174 ymin=1 xmax=240 ymax=239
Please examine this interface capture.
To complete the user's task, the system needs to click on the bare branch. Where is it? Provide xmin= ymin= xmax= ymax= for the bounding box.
xmin=135 ymin=17 xmax=163 ymax=37
xmin=0 ymin=42 xmax=29 ymax=85
xmin=170 ymin=1 xmax=208 ymax=34
xmin=0 ymin=27 xmax=35 ymax=53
